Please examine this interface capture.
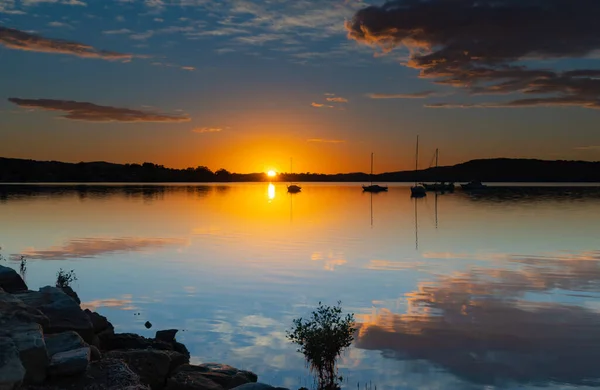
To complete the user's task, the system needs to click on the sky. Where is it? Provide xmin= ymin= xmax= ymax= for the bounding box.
xmin=1 ymin=0 xmax=599 ymax=174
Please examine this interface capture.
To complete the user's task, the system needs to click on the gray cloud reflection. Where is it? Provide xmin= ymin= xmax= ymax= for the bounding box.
xmin=14 ymin=237 xmax=187 ymax=260
xmin=356 ymin=251 xmax=600 ymax=386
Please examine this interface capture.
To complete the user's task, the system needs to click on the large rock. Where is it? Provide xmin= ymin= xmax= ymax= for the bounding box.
xmin=48 ymin=347 xmax=90 ymax=377
xmin=104 ymin=349 xmax=171 ymax=390
xmin=13 ymin=287 xmax=94 ymax=343
xmin=171 ymin=364 xmax=257 ymax=390
xmin=0 ymin=265 xmax=27 ymax=293
xmin=60 ymin=286 xmax=81 ymax=304
xmin=0 ymin=323 xmax=47 ymax=384
xmin=166 ymin=371 xmax=224 ymax=390
xmin=84 ymin=309 xmax=114 ymax=335
xmin=231 ymin=384 xmax=289 ymax=390
xmin=0 ymin=291 xmax=48 ymax=327
xmin=156 ymin=329 xmax=178 ymax=343
xmin=43 ymin=358 xmax=150 ymax=390
xmin=164 ymin=350 xmax=189 ymax=373
xmin=45 ymin=331 xmax=87 ymax=357
xmin=0 ymin=337 xmax=25 ymax=390
xmin=99 ymin=333 xmax=173 ymax=352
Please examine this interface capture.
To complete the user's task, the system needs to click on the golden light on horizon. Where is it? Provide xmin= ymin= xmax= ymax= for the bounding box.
xmin=267 ymin=170 xmax=277 ymax=177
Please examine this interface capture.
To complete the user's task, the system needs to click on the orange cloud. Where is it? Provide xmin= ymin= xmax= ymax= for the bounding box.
xmin=311 ymin=102 xmax=334 ymax=108
xmin=326 ymin=97 xmax=348 ymax=103
xmin=192 ymin=127 xmax=222 ymax=133
xmin=307 ymin=138 xmax=346 ymax=144
xmin=368 ymin=91 xmax=436 ymax=99
xmin=8 ymin=98 xmax=190 ymax=122
xmin=0 ymin=26 xmax=131 ymax=60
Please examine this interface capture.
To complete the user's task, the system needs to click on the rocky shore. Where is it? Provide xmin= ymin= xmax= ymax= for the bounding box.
xmin=0 ymin=265 xmax=288 ymax=390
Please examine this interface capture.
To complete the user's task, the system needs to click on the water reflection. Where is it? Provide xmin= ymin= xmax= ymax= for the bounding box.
xmin=356 ymin=250 xmax=600 ymax=387
xmin=267 ymin=183 xmax=276 ymax=202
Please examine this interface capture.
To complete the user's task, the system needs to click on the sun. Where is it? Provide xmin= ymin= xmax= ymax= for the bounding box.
xmin=267 ymin=170 xmax=277 ymax=178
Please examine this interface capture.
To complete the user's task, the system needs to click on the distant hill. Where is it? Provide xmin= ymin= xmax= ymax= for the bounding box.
xmin=0 ymin=157 xmax=599 ymax=183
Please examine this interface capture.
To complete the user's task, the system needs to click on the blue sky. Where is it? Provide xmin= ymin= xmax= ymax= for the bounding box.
xmin=1 ymin=0 xmax=599 ymax=173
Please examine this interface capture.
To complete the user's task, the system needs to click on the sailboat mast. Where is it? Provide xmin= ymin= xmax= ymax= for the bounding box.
xmin=414 ymin=136 xmax=419 ymax=186
xmin=370 ymin=152 xmax=374 ymax=185
xmin=435 ymin=148 xmax=439 ymax=168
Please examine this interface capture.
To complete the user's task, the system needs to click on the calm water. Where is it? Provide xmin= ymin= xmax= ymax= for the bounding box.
xmin=2 ymin=183 xmax=600 ymax=390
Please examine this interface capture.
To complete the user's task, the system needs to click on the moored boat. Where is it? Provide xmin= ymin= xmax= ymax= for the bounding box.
xmin=461 ymin=180 xmax=488 ymax=191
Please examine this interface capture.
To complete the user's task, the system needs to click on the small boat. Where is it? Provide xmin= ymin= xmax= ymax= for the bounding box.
xmin=287 ymin=158 xmax=302 ymax=193
xmin=363 ymin=153 xmax=388 ymax=193
xmin=411 ymin=136 xmax=427 ymax=198
xmin=461 ymin=180 xmax=488 ymax=191
xmin=422 ymin=148 xmax=455 ymax=192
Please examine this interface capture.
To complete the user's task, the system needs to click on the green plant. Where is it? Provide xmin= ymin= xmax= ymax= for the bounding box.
xmin=56 ymin=268 xmax=77 ymax=288
xmin=287 ymin=301 xmax=355 ymax=390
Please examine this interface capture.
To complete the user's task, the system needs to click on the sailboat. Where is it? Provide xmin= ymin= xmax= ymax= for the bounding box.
xmin=287 ymin=158 xmax=301 ymax=193
xmin=422 ymin=148 xmax=455 ymax=192
xmin=363 ymin=153 xmax=388 ymax=193
xmin=410 ymin=136 xmax=427 ymax=197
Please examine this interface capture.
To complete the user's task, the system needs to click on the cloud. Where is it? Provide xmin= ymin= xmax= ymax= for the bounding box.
xmin=368 ymin=91 xmax=436 ymax=99
xmin=81 ymin=297 xmax=137 ymax=312
xmin=181 ymin=66 xmax=195 ymax=71
xmin=356 ymin=250 xmax=600 ymax=386
xmin=47 ymin=21 xmax=72 ymax=28
xmin=347 ymin=0 xmax=600 ymax=109
xmin=14 ymin=237 xmax=187 ymax=260
xmin=324 ymin=93 xmax=336 ymax=96
xmin=575 ymin=145 xmax=600 ymax=151
xmin=0 ymin=26 xmax=131 ymax=60
xmin=8 ymin=98 xmax=191 ymax=122
xmin=307 ymin=138 xmax=345 ymax=144
xmin=192 ymin=127 xmax=222 ymax=133
xmin=326 ymin=97 xmax=348 ymax=103
xmin=311 ymin=102 xmax=333 ymax=108
xmin=102 ymin=28 xmax=132 ymax=35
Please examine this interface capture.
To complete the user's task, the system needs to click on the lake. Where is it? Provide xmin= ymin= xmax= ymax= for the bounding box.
xmin=1 ymin=183 xmax=600 ymax=390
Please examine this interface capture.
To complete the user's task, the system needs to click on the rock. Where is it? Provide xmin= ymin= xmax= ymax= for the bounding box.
xmin=48 ymin=347 xmax=90 ymax=377
xmin=0 ymin=323 xmax=47 ymax=384
xmin=172 ymin=364 xmax=257 ymax=390
xmin=104 ymin=349 xmax=171 ymax=390
xmin=99 ymin=333 xmax=173 ymax=352
xmin=59 ymin=286 xmax=81 ymax=304
xmin=0 ymin=291 xmax=48 ymax=327
xmin=145 ymin=321 xmax=152 ymax=329
xmin=84 ymin=309 xmax=114 ymax=334
xmin=163 ymin=351 xmax=189 ymax=374
xmin=231 ymin=384 xmax=289 ymax=390
xmin=45 ymin=331 xmax=87 ymax=357
xmin=44 ymin=358 xmax=150 ymax=390
xmin=0 ymin=265 xmax=27 ymax=293
xmin=0 ymin=337 xmax=26 ymax=390
xmin=13 ymin=287 xmax=94 ymax=343
xmin=90 ymin=345 xmax=102 ymax=361
xmin=156 ymin=329 xmax=178 ymax=343
xmin=173 ymin=342 xmax=190 ymax=359
xmin=166 ymin=371 xmax=224 ymax=390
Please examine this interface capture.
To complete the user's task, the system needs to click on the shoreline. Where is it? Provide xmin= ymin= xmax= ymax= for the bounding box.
xmin=0 ymin=264 xmax=288 ymax=390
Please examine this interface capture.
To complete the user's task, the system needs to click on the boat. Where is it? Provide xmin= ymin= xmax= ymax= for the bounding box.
xmin=363 ymin=153 xmax=388 ymax=193
xmin=461 ymin=180 xmax=488 ymax=191
xmin=410 ymin=136 xmax=427 ymax=197
xmin=421 ymin=148 xmax=454 ymax=192
xmin=287 ymin=158 xmax=301 ymax=193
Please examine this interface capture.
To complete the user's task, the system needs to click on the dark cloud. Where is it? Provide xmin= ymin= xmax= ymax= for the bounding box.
xmin=8 ymin=98 xmax=191 ymax=122
xmin=0 ymin=26 xmax=131 ymax=60
xmin=355 ymin=251 xmax=600 ymax=386
xmin=13 ymin=237 xmax=188 ymax=260
xmin=347 ymin=0 xmax=600 ymax=109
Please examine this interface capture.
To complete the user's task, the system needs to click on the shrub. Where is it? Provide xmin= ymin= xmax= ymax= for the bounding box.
xmin=287 ymin=301 xmax=355 ymax=390
xmin=56 ymin=268 xmax=77 ymax=288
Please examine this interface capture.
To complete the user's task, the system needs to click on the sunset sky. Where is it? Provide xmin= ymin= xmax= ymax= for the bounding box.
xmin=1 ymin=0 xmax=599 ymax=173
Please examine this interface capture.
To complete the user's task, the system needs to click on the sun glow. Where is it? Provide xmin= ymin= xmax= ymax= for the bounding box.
xmin=267 ymin=170 xmax=277 ymax=177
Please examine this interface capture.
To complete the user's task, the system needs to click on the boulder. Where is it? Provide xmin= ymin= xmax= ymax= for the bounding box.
xmin=172 ymin=364 xmax=257 ymax=390
xmin=0 ymin=323 xmax=47 ymax=384
xmin=0 ymin=337 xmax=26 ymax=390
xmin=84 ymin=309 xmax=114 ymax=334
xmin=90 ymin=345 xmax=102 ymax=361
xmin=0 ymin=265 xmax=27 ymax=293
xmin=99 ymin=333 xmax=173 ymax=352
xmin=59 ymin=286 xmax=81 ymax=304
xmin=166 ymin=371 xmax=223 ymax=390
xmin=163 ymin=350 xmax=189 ymax=374
xmin=48 ymin=347 xmax=90 ymax=377
xmin=104 ymin=349 xmax=171 ymax=390
xmin=13 ymin=287 xmax=94 ymax=343
xmin=45 ymin=331 xmax=88 ymax=358
xmin=231 ymin=384 xmax=289 ymax=390
xmin=173 ymin=342 xmax=190 ymax=359
xmin=0 ymin=291 xmax=48 ymax=327
xmin=156 ymin=329 xmax=178 ymax=343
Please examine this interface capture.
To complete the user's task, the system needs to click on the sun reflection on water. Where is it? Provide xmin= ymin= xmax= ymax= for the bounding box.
xmin=267 ymin=183 xmax=275 ymax=202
